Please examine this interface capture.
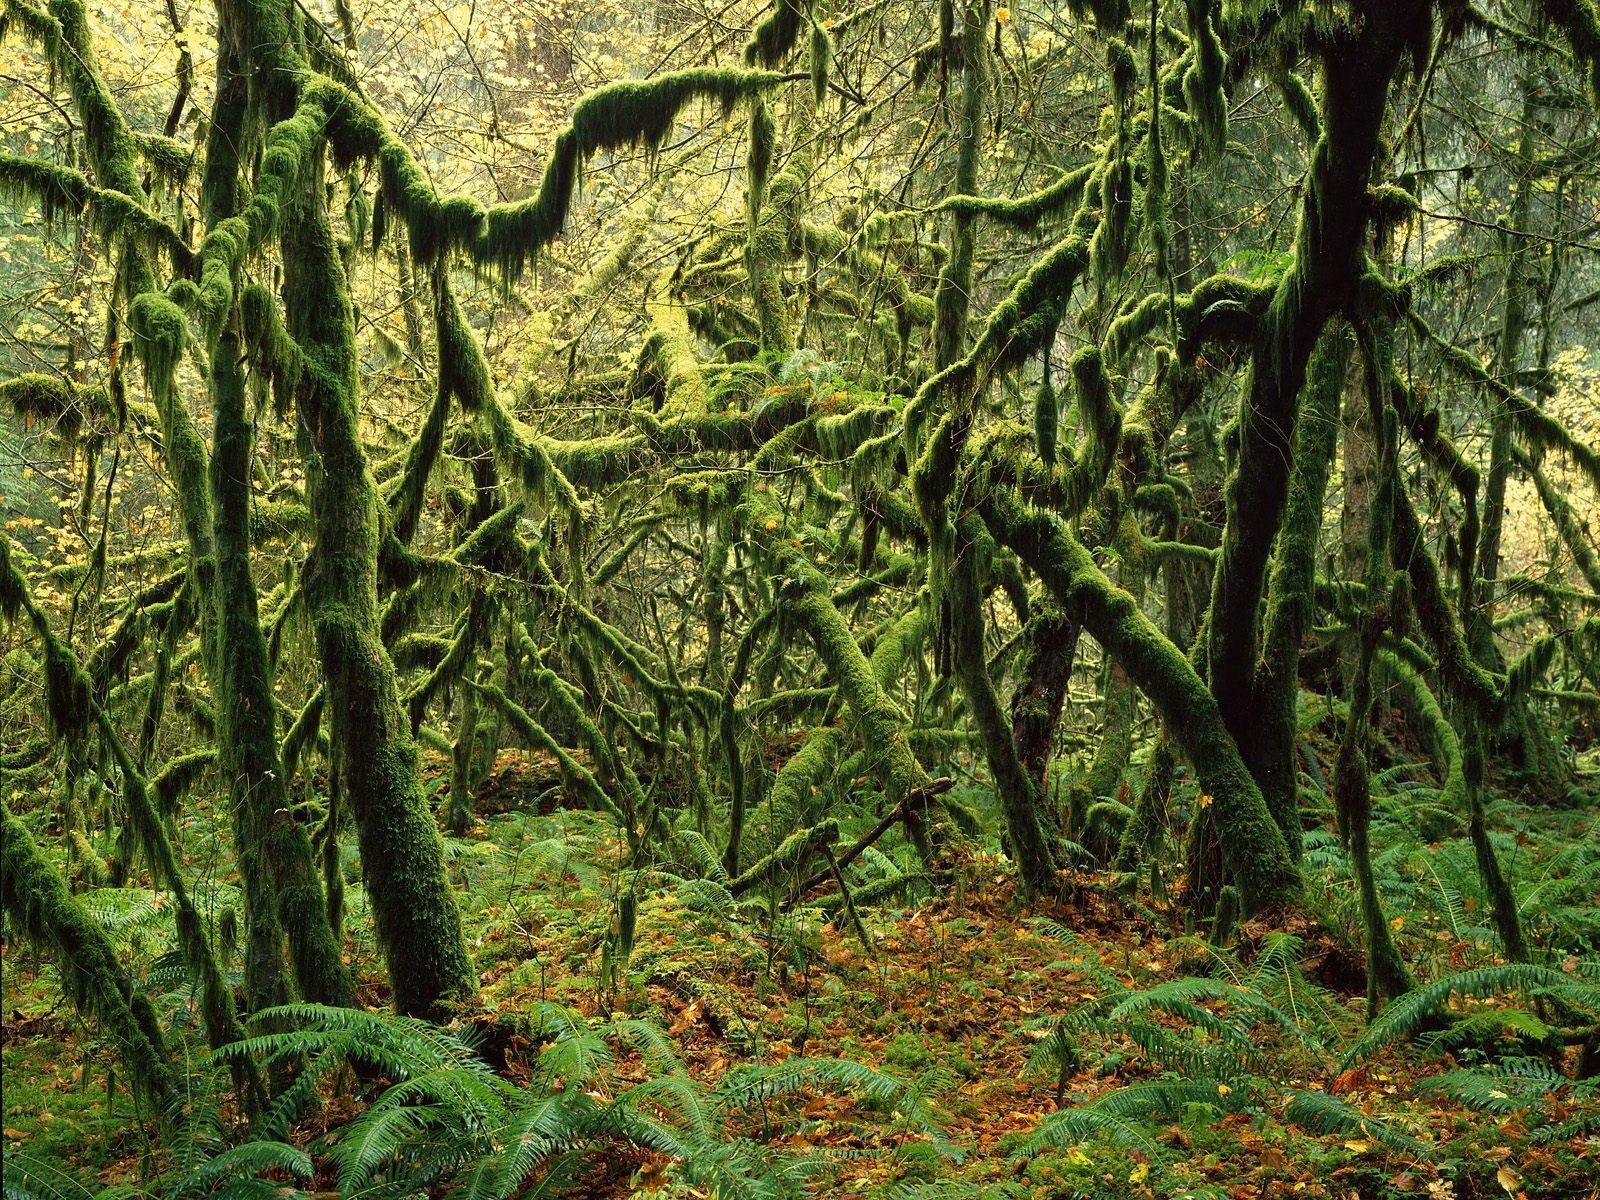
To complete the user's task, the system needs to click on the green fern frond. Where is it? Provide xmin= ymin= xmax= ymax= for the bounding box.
xmin=1281 ymin=1088 xmax=1427 ymax=1154
xmin=1343 ymin=964 xmax=1600 ymax=1066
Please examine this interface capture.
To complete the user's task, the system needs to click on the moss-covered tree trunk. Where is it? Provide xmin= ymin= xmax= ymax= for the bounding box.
xmin=915 ymin=0 xmax=1060 ymax=884
xmin=1203 ymin=4 xmax=1417 ymax=791
xmin=201 ymin=25 xmax=350 ymax=1009
xmin=2 ymin=801 xmax=174 ymax=1112
xmin=1009 ymin=600 xmax=1079 ymax=811
xmin=282 ymin=145 xmax=475 ymax=1021
xmin=979 ymin=485 xmax=1298 ymax=914
xmin=1473 ymin=78 xmax=1553 ymax=776
xmin=1332 ymin=340 xmax=1411 ymax=1009
xmin=1241 ymin=327 xmax=1351 ymax=859
xmin=950 ymin=515 xmax=1059 ymax=891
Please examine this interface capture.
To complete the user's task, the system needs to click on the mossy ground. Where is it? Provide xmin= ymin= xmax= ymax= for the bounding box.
xmin=5 ymin=747 xmax=1597 ymax=1199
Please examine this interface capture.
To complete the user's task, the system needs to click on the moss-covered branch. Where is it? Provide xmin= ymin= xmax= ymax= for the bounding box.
xmin=976 ymin=485 xmax=1299 ymax=913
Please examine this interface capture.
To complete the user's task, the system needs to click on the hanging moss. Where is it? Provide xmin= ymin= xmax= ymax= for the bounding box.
xmin=149 ymin=749 xmax=215 ymax=816
xmin=746 ymin=0 xmax=807 ymax=67
xmin=930 ymin=0 xmax=992 ymax=372
xmin=1538 ymin=0 xmax=1600 ymax=104
xmin=938 ymin=165 xmax=1095 ymax=230
xmin=338 ymin=68 xmax=781 ymax=281
xmin=1181 ymin=0 xmax=1229 ymax=157
xmin=1388 ymin=486 xmax=1500 ymax=717
xmin=810 ymin=17 xmax=832 ymax=104
xmin=197 ymin=81 xmax=335 ymax=337
xmin=746 ymin=103 xmax=814 ymax=355
xmin=6 ymin=0 xmax=154 ymax=298
xmin=1091 ymin=53 xmax=1137 ymax=289
xmin=1033 ymin=374 xmax=1059 ymax=467
xmin=1274 ymin=68 xmax=1319 ymax=139
xmin=1414 ymin=311 xmax=1600 ymax=495
xmin=1522 ymin=450 xmax=1600 ymax=593
xmin=2 ymin=540 xmax=93 ymax=746
xmin=746 ymin=96 xmax=777 ymax=227
xmin=0 ymin=372 xmax=110 ymax=441
xmin=0 ymin=152 xmax=193 ymax=272
xmin=869 ymin=605 xmax=929 ymax=690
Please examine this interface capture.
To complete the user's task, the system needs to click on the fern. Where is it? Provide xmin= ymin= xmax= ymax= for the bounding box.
xmin=1280 ymin=1088 xmax=1427 ymax=1154
xmin=1011 ymin=1078 xmax=1246 ymax=1155
xmin=1 ymin=1152 xmax=104 ymax=1200
xmin=1342 ymin=963 xmax=1600 ymax=1066
xmin=1416 ymin=1055 xmax=1597 ymax=1137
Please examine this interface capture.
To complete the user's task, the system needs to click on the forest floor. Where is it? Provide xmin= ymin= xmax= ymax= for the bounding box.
xmin=4 ymin=752 xmax=1598 ymax=1200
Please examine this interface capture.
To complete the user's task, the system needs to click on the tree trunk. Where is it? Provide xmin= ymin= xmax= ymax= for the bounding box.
xmin=283 ymin=146 xmax=476 ymax=1022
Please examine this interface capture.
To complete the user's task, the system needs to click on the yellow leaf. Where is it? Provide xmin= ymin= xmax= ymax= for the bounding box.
xmin=1343 ymin=1140 xmax=1370 ymax=1153
xmin=1198 ymin=793 xmax=1214 ymax=808
xmin=1389 ymin=915 xmax=1405 ymax=931
xmin=996 ymin=5 xmax=1011 ymax=21
xmin=1128 ymin=1161 xmax=1150 ymax=1184
xmin=1497 ymin=1167 xmax=1521 ymax=1194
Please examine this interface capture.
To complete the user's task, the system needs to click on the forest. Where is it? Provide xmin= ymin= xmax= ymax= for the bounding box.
xmin=1 ymin=0 xmax=1599 ymax=1195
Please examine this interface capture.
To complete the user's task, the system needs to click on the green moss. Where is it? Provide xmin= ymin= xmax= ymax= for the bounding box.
xmin=638 ymin=268 xmax=710 ymax=416
xmin=746 ymin=0 xmax=806 ymax=66
xmin=1181 ymin=0 xmax=1229 ymax=157
xmin=978 ymin=485 xmax=1298 ymax=914
xmin=743 ymin=501 xmax=939 ymax=854
xmin=0 ymin=152 xmax=193 ymax=273
xmin=0 ymin=372 xmax=109 ymax=440
xmin=729 ymin=819 xmax=840 ymax=897
xmin=1415 ymin=311 xmax=1600 ymax=496
xmin=281 ymin=140 xmax=475 ymax=1021
xmin=1540 ymin=0 xmax=1600 ymax=104
xmin=1 ymin=803 xmax=174 ymax=1111
xmin=870 ymin=605 xmax=929 ymax=689
xmin=947 ymin=515 xmax=1060 ymax=892
xmin=211 ymin=308 xmax=351 ymax=1008
xmin=765 ymin=726 xmax=846 ymax=831
xmin=1246 ymin=326 xmax=1350 ymax=858
xmin=938 ymin=165 xmax=1094 ymax=229
xmin=357 ymin=69 xmax=781 ymax=281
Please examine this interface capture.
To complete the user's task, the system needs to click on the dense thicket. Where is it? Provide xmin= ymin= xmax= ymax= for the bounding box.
xmin=2 ymin=0 xmax=1599 ymax=1193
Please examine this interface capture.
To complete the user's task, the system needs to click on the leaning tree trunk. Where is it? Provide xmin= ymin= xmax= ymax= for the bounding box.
xmin=281 ymin=143 xmax=476 ymax=1022
xmin=949 ymin=514 xmax=1059 ymax=891
xmin=2 ymin=801 xmax=175 ymax=1113
xmin=979 ymin=485 xmax=1298 ymax=914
